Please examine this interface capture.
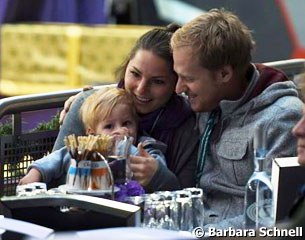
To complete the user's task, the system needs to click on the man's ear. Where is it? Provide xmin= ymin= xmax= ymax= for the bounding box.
xmin=218 ymin=65 xmax=233 ymax=84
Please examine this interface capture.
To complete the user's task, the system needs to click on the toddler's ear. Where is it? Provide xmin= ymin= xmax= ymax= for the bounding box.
xmin=86 ymin=127 xmax=94 ymax=135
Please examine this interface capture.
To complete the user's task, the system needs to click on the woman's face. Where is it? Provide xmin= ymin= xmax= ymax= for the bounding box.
xmin=124 ymin=49 xmax=177 ymax=114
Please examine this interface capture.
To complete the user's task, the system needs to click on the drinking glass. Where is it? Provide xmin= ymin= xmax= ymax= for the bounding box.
xmin=174 ymin=190 xmax=193 ymax=231
xmin=184 ymin=187 xmax=204 ymax=228
xmin=155 ymin=191 xmax=179 ymax=230
xmin=108 ymin=136 xmax=133 ymax=183
xmin=142 ymin=193 xmax=160 ymax=228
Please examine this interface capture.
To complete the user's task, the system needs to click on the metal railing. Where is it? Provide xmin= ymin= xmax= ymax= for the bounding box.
xmin=0 ymin=89 xmax=82 ymax=119
xmin=0 ymin=88 xmax=81 ymax=136
xmin=264 ymin=58 xmax=305 ymax=79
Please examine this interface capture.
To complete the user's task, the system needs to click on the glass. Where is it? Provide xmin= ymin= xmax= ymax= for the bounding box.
xmin=184 ymin=187 xmax=204 ymax=228
xmin=141 ymin=193 xmax=179 ymax=230
xmin=141 ymin=190 xmax=203 ymax=232
xmin=244 ymin=126 xmax=274 ymax=229
xmin=244 ymin=171 xmax=274 ymax=228
xmin=155 ymin=191 xmax=179 ymax=231
xmin=142 ymin=193 xmax=160 ymax=228
xmin=108 ymin=136 xmax=133 ymax=184
xmin=174 ymin=190 xmax=193 ymax=232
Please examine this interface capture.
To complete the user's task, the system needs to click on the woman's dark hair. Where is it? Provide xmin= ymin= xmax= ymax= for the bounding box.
xmin=116 ymin=23 xmax=180 ymax=87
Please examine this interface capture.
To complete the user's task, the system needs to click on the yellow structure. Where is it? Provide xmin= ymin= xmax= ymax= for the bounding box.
xmin=0 ymin=24 xmax=152 ymax=96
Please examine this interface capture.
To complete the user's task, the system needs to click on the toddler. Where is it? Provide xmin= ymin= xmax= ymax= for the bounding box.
xmin=19 ymin=88 xmax=166 ymax=190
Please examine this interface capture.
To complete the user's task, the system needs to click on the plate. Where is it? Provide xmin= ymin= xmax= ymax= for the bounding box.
xmin=58 ymin=185 xmax=120 ymax=196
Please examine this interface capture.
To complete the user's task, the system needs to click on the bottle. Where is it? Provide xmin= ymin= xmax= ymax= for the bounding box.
xmin=244 ymin=126 xmax=275 ymax=229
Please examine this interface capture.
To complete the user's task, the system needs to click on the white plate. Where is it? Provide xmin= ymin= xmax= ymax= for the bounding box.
xmin=58 ymin=185 xmax=119 ymax=196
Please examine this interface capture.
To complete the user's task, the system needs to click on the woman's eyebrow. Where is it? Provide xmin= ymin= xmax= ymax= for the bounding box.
xmin=131 ymin=66 xmax=165 ymax=79
xmin=130 ymin=66 xmax=141 ymax=73
xmin=151 ymin=75 xmax=166 ymax=79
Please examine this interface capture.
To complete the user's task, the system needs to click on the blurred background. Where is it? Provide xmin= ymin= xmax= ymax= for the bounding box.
xmin=0 ymin=0 xmax=304 ymax=96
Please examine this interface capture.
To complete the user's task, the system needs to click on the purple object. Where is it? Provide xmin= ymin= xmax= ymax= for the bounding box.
xmin=115 ymin=180 xmax=145 ymax=203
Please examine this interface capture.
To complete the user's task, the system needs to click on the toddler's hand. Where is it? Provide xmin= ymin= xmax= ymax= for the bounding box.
xmin=19 ymin=168 xmax=42 ymax=185
xmin=129 ymin=143 xmax=158 ymax=186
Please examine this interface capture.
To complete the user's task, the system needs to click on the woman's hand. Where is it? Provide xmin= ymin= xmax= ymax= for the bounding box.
xmin=129 ymin=143 xmax=159 ymax=186
xmin=59 ymin=85 xmax=94 ymax=124
xmin=19 ymin=168 xmax=42 ymax=185
xmin=59 ymin=95 xmax=77 ymax=124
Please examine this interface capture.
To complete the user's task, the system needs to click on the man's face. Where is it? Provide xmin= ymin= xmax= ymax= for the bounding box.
xmin=292 ymin=105 xmax=305 ymax=166
xmin=173 ymin=46 xmax=224 ymax=112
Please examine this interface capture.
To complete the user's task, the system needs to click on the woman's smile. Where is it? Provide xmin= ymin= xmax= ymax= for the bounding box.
xmin=134 ymin=95 xmax=152 ymax=103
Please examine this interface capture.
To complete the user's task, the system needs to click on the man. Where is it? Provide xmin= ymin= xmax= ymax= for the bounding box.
xmin=289 ymin=88 xmax=305 ymax=229
xmin=170 ymin=8 xmax=303 ymax=229
xmin=293 ymin=101 xmax=305 ymax=166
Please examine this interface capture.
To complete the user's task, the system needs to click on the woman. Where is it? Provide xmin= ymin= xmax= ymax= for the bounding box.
xmin=53 ymin=24 xmax=199 ymax=191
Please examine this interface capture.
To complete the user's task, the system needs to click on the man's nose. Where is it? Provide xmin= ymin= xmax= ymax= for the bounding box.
xmin=175 ymin=78 xmax=185 ymax=94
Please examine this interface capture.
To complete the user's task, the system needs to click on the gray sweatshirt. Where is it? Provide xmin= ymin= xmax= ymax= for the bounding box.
xmin=197 ymin=64 xmax=303 ymax=230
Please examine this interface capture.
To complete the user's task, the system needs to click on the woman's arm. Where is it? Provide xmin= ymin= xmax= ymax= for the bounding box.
xmin=167 ymin=114 xmax=199 ymax=188
xmin=52 ymin=89 xmax=96 ymax=151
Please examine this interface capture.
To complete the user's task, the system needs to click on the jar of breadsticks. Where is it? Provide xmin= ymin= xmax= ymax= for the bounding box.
xmin=64 ymin=134 xmax=114 ymax=191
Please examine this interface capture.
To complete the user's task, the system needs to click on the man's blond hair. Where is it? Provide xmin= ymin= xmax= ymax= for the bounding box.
xmin=171 ymin=8 xmax=255 ymax=74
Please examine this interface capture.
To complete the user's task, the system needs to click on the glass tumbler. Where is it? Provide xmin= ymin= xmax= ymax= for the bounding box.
xmin=174 ymin=190 xmax=193 ymax=231
xmin=110 ymin=136 xmax=133 ymax=183
xmin=155 ymin=191 xmax=179 ymax=230
xmin=142 ymin=193 xmax=160 ymax=228
xmin=184 ymin=187 xmax=204 ymax=228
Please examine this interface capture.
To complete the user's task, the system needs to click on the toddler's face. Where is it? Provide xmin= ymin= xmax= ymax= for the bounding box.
xmin=94 ymin=103 xmax=137 ymax=141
